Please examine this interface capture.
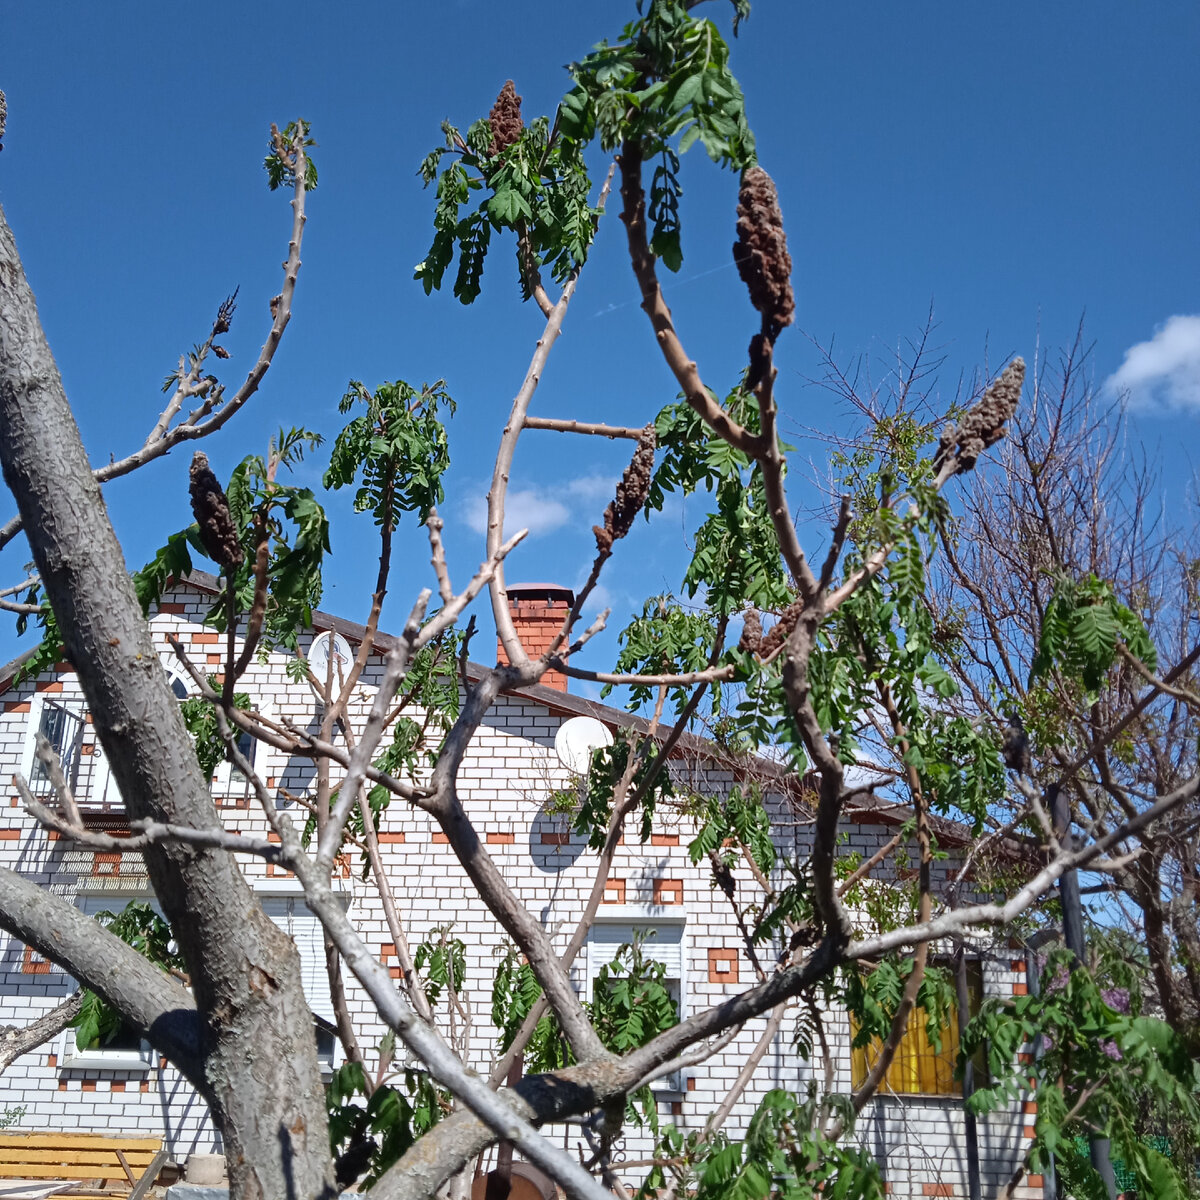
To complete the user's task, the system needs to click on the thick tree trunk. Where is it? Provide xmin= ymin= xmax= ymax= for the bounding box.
xmin=0 ymin=203 xmax=335 ymax=1200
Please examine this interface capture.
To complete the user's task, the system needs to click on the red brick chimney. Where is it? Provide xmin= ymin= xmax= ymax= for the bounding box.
xmin=497 ymin=582 xmax=574 ymax=692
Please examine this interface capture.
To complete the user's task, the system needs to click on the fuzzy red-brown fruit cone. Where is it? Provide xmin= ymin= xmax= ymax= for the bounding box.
xmin=733 ymin=166 xmax=795 ymax=338
xmin=489 ymin=80 xmax=524 ymax=156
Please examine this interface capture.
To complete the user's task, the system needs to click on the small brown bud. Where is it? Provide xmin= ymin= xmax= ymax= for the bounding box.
xmin=488 ymin=80 xmax=524 ymax=156
xmin=190 ymin=451 xmax=244 ymax=571
xmin=594 ymin=426 xmax=657 ymax=555
xmin=212 ymin=345 xmax=230 ymax=359
xmin=733 ymin=166 xmax=795 ymax=338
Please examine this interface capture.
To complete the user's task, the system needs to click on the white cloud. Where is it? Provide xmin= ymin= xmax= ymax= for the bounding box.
xmin=564 ymin=474 xmax=619 ymax=503
xmin=462 ymin=475 xmax=620 ymax=541
xmin=1104 ymin=314 xmax=1200 ymax=411
xmin=463 ymin=489 xmax=570 ymax=539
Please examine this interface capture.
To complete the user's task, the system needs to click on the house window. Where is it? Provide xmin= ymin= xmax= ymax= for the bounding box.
xmin=20 ymin=695 xmax=119 ymax=811
xmin=211 ymin=730 xmax=256 ymax=805
xmin=259 ymin=895 xmax=338 ymax=1073
xmin=850 ymin=960 xmax=985 ymax=1097
xmin=60 ymin=896 xmax=158 ymax=1070
xmin=587 ymin=914 xmax=685 ymax=1091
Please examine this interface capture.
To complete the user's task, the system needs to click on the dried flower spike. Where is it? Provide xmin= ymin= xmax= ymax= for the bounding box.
xmin=0 ymin=89 xmax=7 ymax=151
xmin=933 ymin=358 xmax=1025 ymax=475
xmin=594 ymin=426 xmax=656 ymax=555
xmin=488 ymin=80 xmax=524 ymax=156
xmin=733 ymin=166 xmax=795 ymax=338
xmin=190 ymin=451 xmax=244 ymax=571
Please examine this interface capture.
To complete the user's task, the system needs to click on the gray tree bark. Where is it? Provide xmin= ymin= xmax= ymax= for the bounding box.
xmin=0 ymin=202 xmax=336 ymax=1200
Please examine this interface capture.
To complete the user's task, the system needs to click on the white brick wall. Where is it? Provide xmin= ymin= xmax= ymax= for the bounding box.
xmin=0 ymin=582 xmax=1035 ymax=1197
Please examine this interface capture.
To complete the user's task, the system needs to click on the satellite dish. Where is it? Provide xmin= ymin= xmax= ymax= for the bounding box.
xmin=555 ymin=717 xmax=613 ymax=775
xmin=307 ymin=630 xmax=354 ymax=701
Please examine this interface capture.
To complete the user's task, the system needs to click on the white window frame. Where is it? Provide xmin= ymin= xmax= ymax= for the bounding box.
xmin=20 ymin=692 xmax=119 ymax=811
xmin=59 ymin=894 xmax=158 ymax=1071
xmin=256 ymin=887 xmax=345 ymax=1075
xmin=211 ymin=699 xmax=273 ymax=799
xmin=587 ymin=907 xmax=686 ymax=1093
xmin=60 ymin=889 xmax=344 ymax=1073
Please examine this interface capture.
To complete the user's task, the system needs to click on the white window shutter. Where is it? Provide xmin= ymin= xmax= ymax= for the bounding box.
xmin=588 ymin=922 xmax=683 ymax=976
xmin=261 ymin=897 xmax=334 ymax=1021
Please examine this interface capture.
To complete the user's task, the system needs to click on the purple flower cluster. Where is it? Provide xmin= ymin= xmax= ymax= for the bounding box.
xmin=1100 ymin=987 xmax=1131 ymax=1013
xmin=1099 ymin=1039 xmax=1123 ymax=1061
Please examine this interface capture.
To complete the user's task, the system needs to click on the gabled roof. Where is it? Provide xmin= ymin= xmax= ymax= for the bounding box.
xmin=1 ymin=571 xmax=1014 ymax=852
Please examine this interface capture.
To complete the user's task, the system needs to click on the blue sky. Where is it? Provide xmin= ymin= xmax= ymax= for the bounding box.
xmin=2 ymin=1 xmax=1198 ymax=686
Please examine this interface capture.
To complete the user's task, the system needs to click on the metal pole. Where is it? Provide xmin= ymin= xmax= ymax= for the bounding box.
xmin=1050 ymin=784 xmax=1118 ymax=1200
xmin=955 ymin=946 xmax=982 ymax=1200
xmin=1025 ymin=943 xmax=1057 ymax=1200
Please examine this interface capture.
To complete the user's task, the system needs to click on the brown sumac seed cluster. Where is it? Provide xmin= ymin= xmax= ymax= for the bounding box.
xmin=733 ymin=166 xmax=795 ymax=338
xmin=189 ymin=451 xmax=244 ymax=571
xmin=489 ymin=80 xmax=524 ymax=156
xmin=934 ymin=357 xmax=1025 ymax=475
xmin=594 ymin=426 xmax=656 ymax=555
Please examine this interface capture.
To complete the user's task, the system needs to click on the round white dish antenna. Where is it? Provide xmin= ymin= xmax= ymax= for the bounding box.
xmin=555 ymin=717 xmax=613 ymax=775
xmin=307 ymin=631 xmax=354 ymax=701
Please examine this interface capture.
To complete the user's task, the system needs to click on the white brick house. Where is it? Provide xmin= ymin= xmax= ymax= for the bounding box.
xmin=0 ymin=575 xmax=1037 ymax=1198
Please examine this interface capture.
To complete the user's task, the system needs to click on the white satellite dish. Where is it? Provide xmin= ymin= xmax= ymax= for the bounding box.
xmin=306 ymin=630 xmax=354 ymax=702
xmin=555 ymin=717 xmax=613 ymax=775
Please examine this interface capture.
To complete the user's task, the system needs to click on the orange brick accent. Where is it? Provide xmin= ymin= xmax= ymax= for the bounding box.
xmin=111 ymin=1080 xmax=126 ymax=1092
xmin=432 ymin=832 xmax=449 ymax=844
xmin=156 ymin=602 xmax=187 ymax=614
xmin=378 ymin=832 xmax=406 ymax=844
xmin=35 ymin=680 xmax=63 ymax=693
xmin=382 ymin=943 xmax=404 ymax=980
xmin=1017 ymin=1052 xmax=1034 ymax=1064
xmin=140 ymin=1080 xmax=150 ymax=1092
xmin=707 ymin=948 xmax=739 ymax=984
xmin=1026 ymin=1176 xmax=1044 ymax=1189
xmin=334 ymin=853 xmax=352 ymax=879
xmin=1012 ymin=981 xmax=1029 ymax=995
xmin=58 ymin=1080 xmax=67 ymax=1092
xmin=267 ymin=833 xmax=282 ymax=844
xmin=669 ymin=1101 xmax=682 ymax=1116
xmin=603 ymin=879 xmax=626 ymax=904
xmin=46 ymin=1054 xmax=56 ymax=1068
xmin=487 ymin=832 xmax=514 ymax=844
xmin=207 ymin=654 xmax=222 ymax=665
xmin=92 ymin=852 xmax=121 ymax=876
xmin=22 ymin=947 xmax=50 ymax=975
xmin=1010 ymin=959 xmax=1027 ymax=973
xmin=192 ymin=632 xmax=220 ymax=644
xmin=0 ymin=830 xmax=21 ymax=841
xmin=653 ymin=878 xmax=683 ymax=905
xmin=1023 ymin=1100 xmax=1038 ymax=1114
xmin=687 ymin=1077 xmax=696 ymax=1092
xmin=80 ymin=743 xmax=95 ymax=756
xmin=81 ymin=1080 xmax=96 ymax=1092
xmin=922 ymin=1186 xmax=955 ymax=1197
xmin=541 ymin=832 xmax=570 ymax=845
xmin=1023 ymin=1125 xmax=1037 ymax=1139
xmin=651 ymin=833 xmax=679 ymax=846
xmin=265 ymin=863 xmax=294 ymax=879
xmin=3 ymin=701 xmax=30 ymax=714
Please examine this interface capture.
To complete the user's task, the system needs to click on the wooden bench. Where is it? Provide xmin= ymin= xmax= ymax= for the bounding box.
xmin=0 ymin=1133 xmax=168 ymax=1200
